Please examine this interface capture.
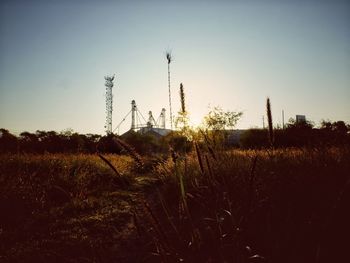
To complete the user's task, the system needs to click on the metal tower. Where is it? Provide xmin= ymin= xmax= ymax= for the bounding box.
xmin=114 ymin=100 xmax=168 ymax=133
xmin=131 ymin=100 xmax=137 ymax=130
xmin=160 ymin=108 xmax=166 ymax=128
xmin=147 ymin=111 xmax=157 ymax=128
xmin=104 ymin=75 xmax=115 ymax=134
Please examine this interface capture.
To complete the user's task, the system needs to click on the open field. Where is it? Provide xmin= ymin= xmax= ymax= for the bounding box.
xmin=0 ymin=154 xmax=157 ymax=262
xmin=1 ymin=147 xmax=349 ymax=262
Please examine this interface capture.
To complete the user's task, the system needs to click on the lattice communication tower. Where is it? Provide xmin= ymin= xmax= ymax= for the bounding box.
xmin=104 ymin=75 xmax=115 ymax=134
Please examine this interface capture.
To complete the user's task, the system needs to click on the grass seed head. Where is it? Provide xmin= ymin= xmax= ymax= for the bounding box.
xmin=180 ymin=83 xmax=186 ymax=114
xmin=266 ymin=97 xmax=274 ymax=147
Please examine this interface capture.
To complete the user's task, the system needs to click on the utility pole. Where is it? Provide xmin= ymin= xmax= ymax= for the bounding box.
xmin=282 ymin=110 xmax=285 ymax=129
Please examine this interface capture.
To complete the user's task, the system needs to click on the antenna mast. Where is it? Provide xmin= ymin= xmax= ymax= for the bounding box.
xmin=166 ymin=52 xmax=173 ymax=130
xmin=104 ymin=75 xmax=115 ymax=134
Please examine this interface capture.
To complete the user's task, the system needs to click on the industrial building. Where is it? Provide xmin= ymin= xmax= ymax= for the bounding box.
xmin=116 ymin=100 xmax=172 ymax=138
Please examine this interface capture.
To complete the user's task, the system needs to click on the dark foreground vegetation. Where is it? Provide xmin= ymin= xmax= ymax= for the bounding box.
xmin=1 ymin=144 xmax=349 ymax=262
xmin=150 ymin=146 xmax=350 ymax=263
xmin=0 ymin=154 xmax=156 ymax=262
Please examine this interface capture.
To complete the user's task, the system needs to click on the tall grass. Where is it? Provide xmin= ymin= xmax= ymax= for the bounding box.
xmin=0 ymin=154 xmax=136 ymax=209
xmin=0 ymin=153 xmax=143 ymax=262
xmin=180 ymin=83 xmax=185 ymax=114
xmin=266 ymin=97 xmax=274 ymax=148
xmin=145 ymin=145 xmax=350 ymax=262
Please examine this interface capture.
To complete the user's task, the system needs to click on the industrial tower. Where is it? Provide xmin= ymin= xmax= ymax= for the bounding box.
xmin=160 ymin=108 xmax=166 ymax=129
xmin=104 ymin=75 xmax=115 ymax=134
xmin=131 ymin=100 xmax=137 ymax=130
xmin=127 ymin=100 xmax=166 ymax=131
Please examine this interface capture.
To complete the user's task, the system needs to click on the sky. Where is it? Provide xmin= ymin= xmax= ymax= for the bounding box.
xmin=1 ymin=0 xmax=349 ymax=135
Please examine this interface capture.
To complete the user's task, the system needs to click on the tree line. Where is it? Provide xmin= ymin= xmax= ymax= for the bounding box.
xmin=0 ymin=129 xmax=101 ymax=154
xmin=240 ymin=119 xmax=350 ymax=148
xmin=0 ymin=128 xmax=191 ymax=154
xmin=1 ymin=119 xmax=349 ymax=154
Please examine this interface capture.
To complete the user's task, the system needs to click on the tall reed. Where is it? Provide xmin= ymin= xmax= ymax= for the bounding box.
xmin=266 ymin=97 xmax=274 ymax=148
xmin=180 ymin=83 xmax=185 ymax=114
xmin=112 ymin=137 xmax=144 ymax=168
xmin=178 ymin=83 xmax=188 ymax=131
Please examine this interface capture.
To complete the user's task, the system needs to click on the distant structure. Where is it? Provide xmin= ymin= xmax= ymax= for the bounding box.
xmin=147 ymin=111 xmax=157 ymax=128
xmin=104 ymin=75 xmax=115 ymax=134
xmin=131 ymin=100 xmax=137 ymax=130
xmin=166 ymin=52 xmax=173 ymax=130
xmin=296 ymin=115 xmax=306 ymax=123
xmin=159 ymin=108 xmax=166 ymax=129
xmin=114 ymin=100 xmax=171 ymax=137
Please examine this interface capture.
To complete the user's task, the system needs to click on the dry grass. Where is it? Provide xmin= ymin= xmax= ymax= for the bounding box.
xmin=146 ymin=146 xmax=350 ymax=262
xmin=0 ymin=153 xmax=150 ymax=262
xmin=1 ymin=146 xmax=349 ymax=262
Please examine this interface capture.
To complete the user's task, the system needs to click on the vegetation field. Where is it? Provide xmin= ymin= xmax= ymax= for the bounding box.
xmin=0 ymin=154 xmax=156 ymax=262
xmin=1 ymin=146 xmax=349 ymax=262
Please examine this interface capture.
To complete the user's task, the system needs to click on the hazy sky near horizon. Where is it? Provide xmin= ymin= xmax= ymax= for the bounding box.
xmin=1 ymin=0 xmax=349 ymax=135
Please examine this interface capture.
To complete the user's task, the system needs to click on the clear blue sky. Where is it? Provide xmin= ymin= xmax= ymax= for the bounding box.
xmin=1 ymin=0 xmax=349 ymax=135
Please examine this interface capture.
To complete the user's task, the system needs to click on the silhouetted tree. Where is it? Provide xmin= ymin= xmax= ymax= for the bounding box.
xmin=85 ymin=134 xmax=101 ymax=153
xmin=281 ymin=118 xmax=315 ymax=147
xmin=19 ymin=131 xmax=39 ymax=153
xmin=204 ymin=106 xmax=242 ymax=131
xmin=319 ymin=120 xmax=349 ymax=145
xmin=96 ymin=134 xmax=121 ymax=153
xmin=122 ymin=131 xmax=161 ymax=154
xmin=203 ymin=106 xmax=243 ymax=147
xmin=0 ymin=129 xmax=18 ymax=153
